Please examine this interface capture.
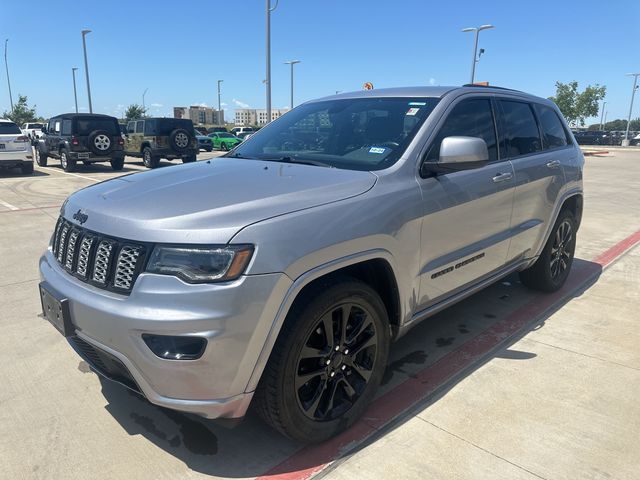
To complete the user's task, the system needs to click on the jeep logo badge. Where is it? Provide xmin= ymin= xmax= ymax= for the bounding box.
xmin=72 ymin=209 xmax=88 ymax=225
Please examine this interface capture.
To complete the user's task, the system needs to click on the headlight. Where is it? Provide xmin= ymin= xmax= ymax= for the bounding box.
xmin=146 ymin=245 xmax=253 ymax=283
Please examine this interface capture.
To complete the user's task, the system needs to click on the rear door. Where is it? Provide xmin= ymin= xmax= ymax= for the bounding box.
xmin=417 ymin=96 xmax=516 ymax=307
xmin=503 ymin=101 xmax=569 ymax=261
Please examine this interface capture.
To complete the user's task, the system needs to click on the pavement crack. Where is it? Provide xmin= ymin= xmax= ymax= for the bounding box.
xmin=526 ymin=339 xmax=640 ymax=372
xmin=416 ymin=417 xmax=550 ymax=480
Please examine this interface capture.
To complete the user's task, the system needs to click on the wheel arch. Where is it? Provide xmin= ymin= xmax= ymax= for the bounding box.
xmin=140 ymin=142 xmax=151 ymax=153
xmin=244 ymin=250 xmax=402 ymax=393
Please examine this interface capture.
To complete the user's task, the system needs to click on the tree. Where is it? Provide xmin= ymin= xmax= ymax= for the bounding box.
xmin=2 ymin=95 xmax=40 ymax=125
xmin=587 ymin=118 xmax=640 ymax=131
xmin=549 ymin=81 xmax=606 ymax=127
xmin=124 ymin=104 xmax=147 ymax=122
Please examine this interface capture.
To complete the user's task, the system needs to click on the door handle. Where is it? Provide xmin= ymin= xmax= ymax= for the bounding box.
xmin=492 ymin=172 xmax=513 ymax=183
xmin=546 ymin=160 xmax=561 ymax=168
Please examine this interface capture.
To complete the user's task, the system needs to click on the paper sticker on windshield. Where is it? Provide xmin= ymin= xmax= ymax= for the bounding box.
xmin=369 ymin=147 xmax=386 ymax=154
xmin=409 ymin=102 xmax=426 ymax=106
xmin=406 ymin=107 xmax=420 ymax=116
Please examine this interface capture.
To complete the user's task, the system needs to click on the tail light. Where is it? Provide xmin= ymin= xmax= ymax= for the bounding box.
xmin=15 ymin=135 xmax=29 ymax=143
xmin=117 ymin=137 xmax=124 ymax=146
xmin=71 ymin=136 xmax=80 ymax=146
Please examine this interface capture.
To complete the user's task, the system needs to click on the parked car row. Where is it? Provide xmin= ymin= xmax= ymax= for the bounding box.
xmin=573 ymin=130 xmax=640 ymax=146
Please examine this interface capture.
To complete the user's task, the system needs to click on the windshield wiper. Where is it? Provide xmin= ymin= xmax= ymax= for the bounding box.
xmin=264 ymin=156 xmax=332 ymax=168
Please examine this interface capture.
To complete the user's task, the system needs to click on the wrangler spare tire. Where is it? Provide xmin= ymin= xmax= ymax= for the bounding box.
xmin=88 ymin=130 xmax=113 ymax=155
xmin=169 ymin=128 xmax=191 ymax=151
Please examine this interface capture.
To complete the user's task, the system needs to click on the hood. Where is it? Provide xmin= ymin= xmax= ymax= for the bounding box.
xmin=62 ymin=158 xmax=377 ymax=244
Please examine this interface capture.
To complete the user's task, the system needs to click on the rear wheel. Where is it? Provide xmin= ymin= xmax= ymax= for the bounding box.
xmin=21 ymin=162 xmax=34 ymax=175
xmin=255 ymin=277 xmax=390 ymax=442
xmin=110 ymin=156 xmax=125 ymax=171
xmin=142 ymin=147 xmax=159 ymax=169
xmin=519 ymin=209 xmax=576 ymax=292
xmin=83 ymin=160 xmax=92 ymax=166
xmin=35 ymin=147 xmax=47 ymax=167
xmin=60 ymin=149 xmax=76 ymax=172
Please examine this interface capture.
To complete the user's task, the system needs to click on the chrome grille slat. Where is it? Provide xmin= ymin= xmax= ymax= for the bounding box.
xmin=65 ymin=230 xmax=79 ymax=270
xmin=76 ymin=236 xmax=94 ymax=278
xmin=114 ymin=246 xmax=142 ymax=290
xmin=92 ymin=241 xmax=114 ymax=284
xmin=52 ymin=217 xmax=145 ymax=294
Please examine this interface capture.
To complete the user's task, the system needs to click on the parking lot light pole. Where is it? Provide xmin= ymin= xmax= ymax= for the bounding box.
xmin=217 ymin=80 xmax=223 ymax=125
xmin=284 ymin=60 xmax=300 ymax=109
xmin=81 ymin=30 xmax=93 ymax=113
xmin=461 ymin=25 xmax=494 ymax=84
xmin=4 ymin=39 xmax=13 ymax=111
xmin=622 ymin=73 xmax=639 ymax=146
xmin=72 ymin=68 xmax=79 ymax=113
xmin=142 ymin=88 xmax=148 ymax=111
xmin=266 ymin=0 xmax=278 ymax=124
xmin=599 ymin=101 xmax=606 ymax=131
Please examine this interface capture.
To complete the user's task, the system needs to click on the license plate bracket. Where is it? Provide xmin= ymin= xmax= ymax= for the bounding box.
xmin=39 ymin=282 xmax=75 ymax=337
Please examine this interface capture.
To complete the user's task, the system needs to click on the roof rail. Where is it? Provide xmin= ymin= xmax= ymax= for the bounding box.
xmin=462 ymin=84 xmax=523 ymax=93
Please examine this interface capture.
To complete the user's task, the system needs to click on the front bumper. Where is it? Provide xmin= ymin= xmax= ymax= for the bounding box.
xmin=39 ymin=249 xmax=292 ymax=419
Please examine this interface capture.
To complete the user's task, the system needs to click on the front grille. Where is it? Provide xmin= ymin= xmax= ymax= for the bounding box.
xmin=69 ymin=336 xmax=142 ymax=394
xmin=52 ymin=217 xmax=147 ymax=294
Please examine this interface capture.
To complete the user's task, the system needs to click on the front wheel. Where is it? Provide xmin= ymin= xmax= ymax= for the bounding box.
xmin=35 ymin=147 xmax=48 ymax=167
xmin=519 ymin=210 xmax=576 ymax=292
xmin=254 ymin=277 xmax=390 ymax=443
xmin=142 ymin=147 xmax=159 ymax=169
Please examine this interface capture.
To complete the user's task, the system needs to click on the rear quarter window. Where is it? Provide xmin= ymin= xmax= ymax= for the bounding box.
xmin=533 ymin=104 xmax=570 ymax=149
xmin=498 ymin=100 xmax=542 ymax=158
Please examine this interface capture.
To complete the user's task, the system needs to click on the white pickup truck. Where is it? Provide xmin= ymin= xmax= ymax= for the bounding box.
xmin=21 ymin=122 xmax=45 ymax=143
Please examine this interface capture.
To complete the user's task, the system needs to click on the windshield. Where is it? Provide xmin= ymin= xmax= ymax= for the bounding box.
xmin=74 ymin=117 xmax=119 ymax=135
xmin=230 ymin=97 xmax=439 ymax=170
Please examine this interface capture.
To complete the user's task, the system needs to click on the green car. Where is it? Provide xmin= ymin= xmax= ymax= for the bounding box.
xmin=208 ymin=132 xmax=242 ymax=151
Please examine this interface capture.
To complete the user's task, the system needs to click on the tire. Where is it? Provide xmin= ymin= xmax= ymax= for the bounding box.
xmin=88 ymin=130 xmax=114 ymax=155
xmin=83 ymin=160 xmax=92 ymax=166
xmin=182 ymin=155 xmax=196 ymax=163
xmin=21 ymin=162 xmax=34 ymax=175
xmin=254 ymin=277 xmax=390 ymax=443
xmin=110 ymin=156 xmax=125 ymax=171
xmin=206 ymin=146 xmax=212 ymax=152
xmin=169 ymin=129 xmax=191 ymax=151
xmin=35 ymin=147 xmax=48 ymax=167
xmin=142 ymin=147 xmax=159 ymax=169
xmin=60 ymin=149 xmax=76 ymax=172
xmin=519 ymin=209 xmax=576 ymax=292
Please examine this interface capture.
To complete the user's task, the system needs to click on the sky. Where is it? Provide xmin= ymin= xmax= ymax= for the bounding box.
xmin=1 ymin=0 xmax=639 ymax=124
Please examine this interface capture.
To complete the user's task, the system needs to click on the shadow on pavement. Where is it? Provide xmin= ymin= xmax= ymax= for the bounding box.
xmin=0 ymin=168 xmax=50 ymax=178
xmin=97 ymin=257 xmax=603 ymax=478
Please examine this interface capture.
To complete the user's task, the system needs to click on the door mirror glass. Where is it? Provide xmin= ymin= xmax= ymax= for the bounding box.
xmin=421 ymin=136 xmax=489 ymax=176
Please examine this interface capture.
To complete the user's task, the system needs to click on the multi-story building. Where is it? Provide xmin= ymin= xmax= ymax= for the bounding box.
xmin=173 ymin=106 xmax=224 ymax=125
xmin=235 ymin=108 xmax=290 ymax=126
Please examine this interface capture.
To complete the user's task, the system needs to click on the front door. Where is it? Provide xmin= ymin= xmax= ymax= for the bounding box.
xmin=417 ymin=96 xmax=515 ymax=307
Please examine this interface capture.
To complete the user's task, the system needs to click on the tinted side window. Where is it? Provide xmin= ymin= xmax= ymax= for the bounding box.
xmin=534 ymin=104 xmax=569 ymax=149
xmin=135 ymin=120 xmax=144 ymax=133
xmin=427 ymin=98 xmax=497 ymax=161
xmin=127 ymin=121 xmax=135 ymax=133
xmin=62 ymin=120 xmax=72 ymax=135
xmin=498 ymin=100 xmax=542 ymax=157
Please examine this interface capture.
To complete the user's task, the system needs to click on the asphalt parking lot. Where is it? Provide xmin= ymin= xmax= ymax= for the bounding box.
xmin=1 ymin=149 xmax=639 ymax=479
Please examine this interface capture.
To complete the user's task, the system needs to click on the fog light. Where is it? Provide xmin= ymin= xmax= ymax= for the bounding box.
xmin=142 ymin=334 xmax=207 ymax=360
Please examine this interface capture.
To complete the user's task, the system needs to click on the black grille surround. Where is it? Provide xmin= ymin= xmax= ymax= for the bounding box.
xmin=69 ymin=335 xmax=142 ymax=394
xmin=52 ymin=217 xmax=150 ymax=295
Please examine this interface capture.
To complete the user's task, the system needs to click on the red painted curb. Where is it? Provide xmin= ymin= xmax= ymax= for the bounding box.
xmin=258 ymin=230 xmax=640 ymax=480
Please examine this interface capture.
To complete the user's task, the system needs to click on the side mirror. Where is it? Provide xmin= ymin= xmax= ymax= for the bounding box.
xmin=421 ymin=136 xmax=489 ymax=176
xmin=41 ymin=126 xmax=47 ymax=133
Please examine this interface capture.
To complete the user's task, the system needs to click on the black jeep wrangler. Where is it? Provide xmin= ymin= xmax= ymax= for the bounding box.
xmin=123 ymin=118 xmax=197 ymax=168
xmin=35 ymin=114 xmax=125 ymax=172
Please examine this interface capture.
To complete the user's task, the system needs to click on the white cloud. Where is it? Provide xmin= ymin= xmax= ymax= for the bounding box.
xmin=429 ymin=77 xmax=436 ymax=86
xmin=150 ymin=103 xmax=163 ymax=108
xmin=232 ymin=98 xmax=250 ymax=109
xmin=221 ymin=102 xmax=228 ymax=107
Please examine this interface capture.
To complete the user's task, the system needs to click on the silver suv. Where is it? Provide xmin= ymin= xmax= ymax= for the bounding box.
xmin=38 ymin=86 xmax=583 ymax=442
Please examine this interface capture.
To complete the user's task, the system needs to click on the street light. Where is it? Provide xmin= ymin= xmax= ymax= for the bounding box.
xmin=4 ymin=39 xmax=13 ymax=110
xmin=599 ymin=101 xmax=607 ymax=130
xmin=284 ymin=60 xmax=301 ymax=109
xmin=622 ymin=73 xmax=639 ymax=146
xmin=81 ymin=29 xmax=93 ymax=113
xmin=217 ymin=80 xmax=223 ymax=125
xmin=265 ymin=0 xmax=279 ymax=124
xmin=72 ymin=68 xmax=79 ymax=113
xmin=142 ymin=88 xmax=148 ymax=111
xmin=461 ymin=24 xmax=494 ymax=84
